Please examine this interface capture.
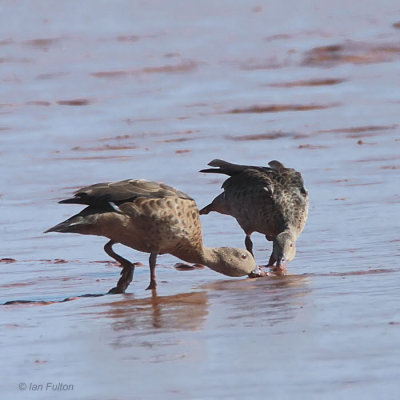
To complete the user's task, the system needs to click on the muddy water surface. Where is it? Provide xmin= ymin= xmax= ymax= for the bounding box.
xmin=1 ymin=1 xmax=400 ymax=399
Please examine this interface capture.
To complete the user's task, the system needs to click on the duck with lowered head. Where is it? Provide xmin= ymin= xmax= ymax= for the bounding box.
xmin=200 ymin=159 xmax=309 ymax=275
xmin=46 ymin=178 xmax=259 ymax=293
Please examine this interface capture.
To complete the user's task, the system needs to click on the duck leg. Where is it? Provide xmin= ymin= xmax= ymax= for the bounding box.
xmin=245 ymin=235 xmax=254 ymax=256
xmin=266 ymin=252 xmax=286 ymax=276
xmin=146 ymin=252 xmax=158 ymax=290
xmin=104 ymin=240 xmax=135 ymax=294
xmin=267 ymin=252 xmax=276 ymax=269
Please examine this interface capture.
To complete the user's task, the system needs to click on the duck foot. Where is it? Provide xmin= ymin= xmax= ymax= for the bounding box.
xmin=146 ymin=280 xmax=157 ymax=290
xmin=268 ymin=265 xmax=287 ymax=276
xmin=108 ymin=263 xmax=135 ymax=294
xmin=108 ymin=286 xmax=125 ymax=294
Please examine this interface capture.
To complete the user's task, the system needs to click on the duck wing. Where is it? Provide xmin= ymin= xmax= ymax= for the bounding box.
xmin=58 ymin=179 xmax=192 ymax=207
xmin=199 ymin=159 xmax=268 ymax=176
xmin=201 ymin=159 xmax=307 ymax=196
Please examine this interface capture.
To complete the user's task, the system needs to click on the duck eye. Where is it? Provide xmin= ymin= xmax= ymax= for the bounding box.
xmin=241 ymin=254 xmax=247 ymax=260
xmin=290 ymin=243 xmax=293 ymax=247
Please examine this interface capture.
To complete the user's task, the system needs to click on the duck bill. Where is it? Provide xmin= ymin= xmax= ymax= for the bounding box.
xmin=276 ymin=256 xmax=288 ymax=273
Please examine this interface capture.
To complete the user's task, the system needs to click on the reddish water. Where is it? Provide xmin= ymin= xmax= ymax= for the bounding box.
xmin=1 ymin=1 xmax=400 ymax=399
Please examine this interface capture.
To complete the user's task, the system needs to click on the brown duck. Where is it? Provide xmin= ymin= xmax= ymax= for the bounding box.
xmin=199 ymin=159 xmax=309 ymax=275
xmin=45 ymin=179 xmax=257 ymax=293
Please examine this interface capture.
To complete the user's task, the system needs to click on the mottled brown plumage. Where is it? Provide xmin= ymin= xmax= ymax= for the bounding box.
xmin=200 ymin=159 xmax=309 ymax=274
xmin=45 ymin=179 xmax=257 ymax=293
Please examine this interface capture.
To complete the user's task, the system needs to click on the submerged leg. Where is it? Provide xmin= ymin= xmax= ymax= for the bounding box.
xmin=104 ymin=240 xmax=135 ymax=294
xmin=146 ymin=252 xmax=158 ymax=290
xmin=245 ymin=235 xmax=254 ymax=256
xmin=266 ymin=252 xmax=286 ymax=276
xmin=267 ymin=252 xmax=276 ymax=269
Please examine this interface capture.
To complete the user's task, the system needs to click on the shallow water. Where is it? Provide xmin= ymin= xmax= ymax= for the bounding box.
xmin=1 ymin=1 xmax=400 ymax=399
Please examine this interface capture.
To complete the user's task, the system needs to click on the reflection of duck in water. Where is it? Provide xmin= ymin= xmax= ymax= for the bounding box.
xmin=200 ymin=159 xmax=309 ymax=275
xmin=201 ymin=275 xmax=310 ymax=327
xmin=46 ymin=179 xmax=258 ymax=293
xmin=100 ymin=291 xmax=208 ymax=333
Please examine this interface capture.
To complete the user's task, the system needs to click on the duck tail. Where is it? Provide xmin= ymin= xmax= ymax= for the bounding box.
xmin=200 ymin=159 xmax=247 ymax=176
xmin=58 ymin=197 xmax=86 ymax=205
xmin=199 ymin=203 xmax=212 ymax=215
xmin=44 ymin=216 xmax=86 ymax=234
xmin=44 ymin=206 xmax=98 ymax=234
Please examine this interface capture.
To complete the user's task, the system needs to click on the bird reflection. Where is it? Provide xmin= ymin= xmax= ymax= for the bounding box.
xmin=201 ymin=274 xmax=310 ymax=327
xmin=99 ymin=290 xmax=208 ymax=333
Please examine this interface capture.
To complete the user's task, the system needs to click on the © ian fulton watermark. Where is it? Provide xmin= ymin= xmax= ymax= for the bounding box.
xmin=19 ymin=382 xmax=74 ymax=392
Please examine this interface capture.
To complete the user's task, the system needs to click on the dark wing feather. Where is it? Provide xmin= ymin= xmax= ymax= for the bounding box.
xmin=59 ymin=179 xmax=192 ymax=207
xmin=200 ymin=159 xmax=276 ymax=177
xmin=201 ymin=159 xmax=307 ymax=197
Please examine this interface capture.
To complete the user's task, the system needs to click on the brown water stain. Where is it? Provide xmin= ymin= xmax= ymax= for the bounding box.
xmin=1 ymin=281 xmax=33 ymax=289
xmin=115 ymin=33 xmax=162 ymax=43
xmin=354 ymin=140 xmax=379 ymax=145
xmin=92 ymin=70 xmax=132 ymax=78
xmin=56 ymin=99 xmax=91 ymax=106
xmin=227 ymin=103 xmax=337 ymax=114
xmin=269 ymin=78 xmax=346 ymax=87
xmin=308 ymin=268 xmax=396 ymax=277
xmin=0 ymin=39 xmax=13 ymax=46
xmin=99 ymin=134 xmax=132 ymax=141
xmin=156 ymin=137 xmax=193 ymax=143
xmin=164 ymin=52 xmax=181 ymax=58
xmin=175 ymin=149 xmax=190 ymax=154
xmin=0 ymin=57 xmax=31 ymax=64
xmin=240 ymin=58 xmax=285 ymax=70
xmin=53 ymin=259 xmax=68 ymax=264
xmin=34 ymin=359 xmax=48 ymax=364
xmin=36 ymin=72 xmax=69 ymax=80
xmin=380 ymin=165 xmax=399 ymax=170
xmin=137 ymin=61 xmax=198 ymax=74
xmin=298 ymin=144 xmax=329 ymax=149
xmin=72 ymin=144 xmax=137 ymax=152
xmin=55 ymin=155 xmax=134 ymax=161
xmin=23 ymin=37 xmax=62 ymax=50
xmin=345 ymin=182 xmax=382 ymax=187
xmin=116 ymin=35 xmax=141 ymax=42
xmin=317 ymin=124 xmax=397 ymax=137
xmin=92 ymin=61 xmax=197 ymax=78
xmin=393 ymin=22 xmax=400 ymax=29
xmin=303 ymin=42 xmax=400 ymax=66
xmin=228 ymin=131 xmax=292 ymax=141
xmin=356 ymin=154 xmax=400 ymax=163
xmin=265 ymin=33 xmax=292 ymax=41
xmin=26 ymin=101 xmax=52 ymax=106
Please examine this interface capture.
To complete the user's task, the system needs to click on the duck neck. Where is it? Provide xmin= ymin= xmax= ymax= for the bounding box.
xmin=173 ymin=246 xmax=251 ymax=277
xmin=280 ymin=226 xmax=297 ymax=241
xmin=198 ymin=247 xmax=225 ymax=274
xmin=169 ymin=240 xmax=205 ymax=264
xmin=175 ymin=246 xmax=223 ymax=273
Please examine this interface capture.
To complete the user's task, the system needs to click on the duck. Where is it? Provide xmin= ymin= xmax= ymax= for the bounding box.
xmin=45 ymin=179 xmax=258 ymax=293
xmin=199 ymin=159 xmax=309 ymax=275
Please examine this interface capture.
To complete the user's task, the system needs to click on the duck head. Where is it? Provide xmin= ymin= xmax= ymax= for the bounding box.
xmin=272 ymin=231 xmax=296 ymax=273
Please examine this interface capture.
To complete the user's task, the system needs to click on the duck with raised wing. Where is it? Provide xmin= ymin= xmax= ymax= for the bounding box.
xmin=45 ymin=179 xmax=258 ymax=293
xmin=199 ymin=159 xmax=309 ymax=275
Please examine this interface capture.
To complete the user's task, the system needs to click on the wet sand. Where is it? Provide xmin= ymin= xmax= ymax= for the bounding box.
xmin=1 ymin=1 xmax=400 ymax=399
